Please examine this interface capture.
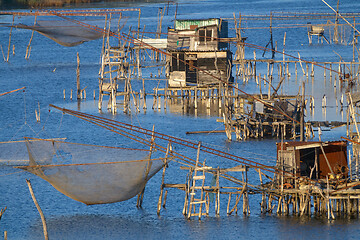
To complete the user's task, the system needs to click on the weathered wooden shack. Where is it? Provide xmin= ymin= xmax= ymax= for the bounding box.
xmin=168 ymin=50 xmax=233 ymax=86
xmin=167 ymin=18 xmax=229 ymax=51
xmin=276 ymin=141 xmax=348 ymax=180
xmin=230 ymin=97 xmax=303 ymax=140
xmin=166 ymin=18 xmax=232 ymax=87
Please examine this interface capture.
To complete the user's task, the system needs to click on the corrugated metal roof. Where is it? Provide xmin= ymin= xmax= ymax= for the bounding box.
xmin=134 ymin=38 xmax=168 ymax=49
xmin=175 ymin=18 xmax=220 ymax=30
xmin=168 ymin=49 xmax=231 ymax=53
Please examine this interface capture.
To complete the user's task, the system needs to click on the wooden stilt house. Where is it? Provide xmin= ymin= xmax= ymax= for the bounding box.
xmin=276 ymin=141 xmax=348 ymax=180
xmin=167 ymin=18 xmax=233 ymax=87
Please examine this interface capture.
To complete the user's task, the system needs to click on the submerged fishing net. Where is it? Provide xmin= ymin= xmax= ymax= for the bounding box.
xmin=16 ymin=20 xmax=103 ymax=47
xmin=20 ymin=138 xmax=165 ymax=205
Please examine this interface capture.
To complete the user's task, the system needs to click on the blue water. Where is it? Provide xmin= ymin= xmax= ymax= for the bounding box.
xmin=1 ymin=0 xmax=360 ymax=239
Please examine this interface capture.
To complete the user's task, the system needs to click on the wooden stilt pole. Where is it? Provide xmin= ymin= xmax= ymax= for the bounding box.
xmin=0 ymin=207 xmax=6 ymax=222
xmin=6 ymin=15 xmax=14 ymax=62
xmin=157 ymin=143 xmax=171 ymax=215
xmin=76 ymin=52 xmax=81 ymax=100
xmin=25 ymin=15 xmax=37 ymax=60
xmin=137 ymin=126 xmax=156 ymax=208
xmin=26 ymin=179 xmax=48 ymax=240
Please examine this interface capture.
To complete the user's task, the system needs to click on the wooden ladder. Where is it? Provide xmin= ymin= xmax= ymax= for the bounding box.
xmin=98 ymin=20 xmax=130 ymax=113
xmin=187 ymin=142 xmax=208 ymax=220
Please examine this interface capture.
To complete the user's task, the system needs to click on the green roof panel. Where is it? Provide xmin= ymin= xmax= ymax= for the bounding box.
xmin=175 ymin=18 xmax=220 ymax=30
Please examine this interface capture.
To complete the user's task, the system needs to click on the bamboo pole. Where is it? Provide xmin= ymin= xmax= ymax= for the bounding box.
xmin=183 ymin=168 xmax=192 ymax=216
xmin=76 ymin=52 xmax=81 ymax=99
xmin=100 ymin=14 xmax=108 ymax=63
xmin=297 ymin=52 xmax=306 ymax=75
xmin=216 ymin=169 xmax=220 ymax=215
xmin=300 ymin=81 xmax=305 ymax=141
xmin=0 ymin=44 xmax=5 ymax=62
xmin=227 ymin=193 xmax=232 ymax=215
xmin=282 ymin=32 xmax=286 ymax=64
xmin=6 ymin=15 xmax=14 ymax=62
xmin=157 ymin=143 xmax=171 ymax=215
xmin=25 ymin=15 xmax=37 ymax=60
xmin=137 ymin=126 xmax=156 ymax=208
xmin=26 ymin=179 xmax=49 ymax=240
xmin=0 ymin=207 xmax=6 ymax=221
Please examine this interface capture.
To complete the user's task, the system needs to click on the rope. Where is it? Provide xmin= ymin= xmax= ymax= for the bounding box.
xmin=0 ymin=170 xmax=26 ymax=177
xmin=15 ymin=157 xmax=168 ymax=168
xmin=50 ymin=105 xmax=322 ymax=185
xmin=24 ymin=137 xmax=150 ymax=151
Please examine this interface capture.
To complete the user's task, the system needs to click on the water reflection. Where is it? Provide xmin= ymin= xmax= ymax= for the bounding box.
xmin=28 ymin=214 xmax=161 ymax=240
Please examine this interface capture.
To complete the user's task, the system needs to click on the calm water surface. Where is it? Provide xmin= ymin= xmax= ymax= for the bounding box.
xmin=1 ymin=0 xmax=360 ymax=239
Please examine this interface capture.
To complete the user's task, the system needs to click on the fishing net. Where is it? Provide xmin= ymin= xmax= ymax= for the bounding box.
xmin=0 ymin=141 xmax=29 ymax=165
xmin=0 ymin=139 xmax=65 ymax=165
xmin=19 ymin=138 xmax=165 ymax=205
xmin=16 ymin=20 xmax=103 ymax=47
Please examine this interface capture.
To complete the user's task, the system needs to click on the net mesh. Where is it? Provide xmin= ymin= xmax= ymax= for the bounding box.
xmin=0 ymin=139 xmax=65 ymax=165
xmin=16 ymin=20 xmax=103 ymax=47
xmin=0 ymin=141 xmax=29 ymax=165
xmin=22 ymin=139 xmax=164 ymax=205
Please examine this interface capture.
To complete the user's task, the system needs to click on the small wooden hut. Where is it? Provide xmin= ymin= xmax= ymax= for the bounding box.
xmin=276 ymin=141 xmax=348 ymax=180
xmin=168 ymin=50 xmax=233 ymax=86
xmin=167 ymin=18 xmax=229 ymax=51
xmin=231 ymin=97 xmax=302 ymax=140
xmin=166 ymin=18 xmax=232 ymax=87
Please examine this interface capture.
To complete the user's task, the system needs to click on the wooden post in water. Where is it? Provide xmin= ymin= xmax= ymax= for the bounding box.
xmin=26 ymin=179 xmax=48 ymax=240
xmin=0 ymin=207 xmax=6 ymax=227
xmin=6 ymin=15 xmax=14 ymax=62
xmin=300 ymin=81 xmax=305 ymax=141
xmin=157 ymin=143 xmax=171 ymax=215
xmin=25 ymin=15 xmax=37 ymax=60
xmin=194 ymin=87 xmax=198 ymax=109
xmin=297 ymin=52 xmax=305 ymax=75
xmin=311 ymin=62 xmax=314 ymax=77
xmin=100 ymin=14 xmax=108 ymax=63
xmin=137 ymin=126 xmax=156 ymax=208
xmin=0 ymin=44 xmax=5 ymax=62
xmin=305 ymin=63 xmax=309 ymax=78
xmin=142 ymin=78 xmax=147 ymax=110
xmin=329 ymin=63 xmax=332 ymax=78
xmin=76 ymin=52 xmax=81 ymax=99
xmin=253 ymin=50 xmax=257 ymax=77
xmin=35 ymin=102 xmax=40 ymax=122
xmin=155 ymin=7 xmax=165 ymax=61
xmin=268 ymin=76 xmax=271 ymax=100
xmin=353 ymin=17 xmax=356 ymax=63
xmin=216 ymin=168 xmax=220 ymax=216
